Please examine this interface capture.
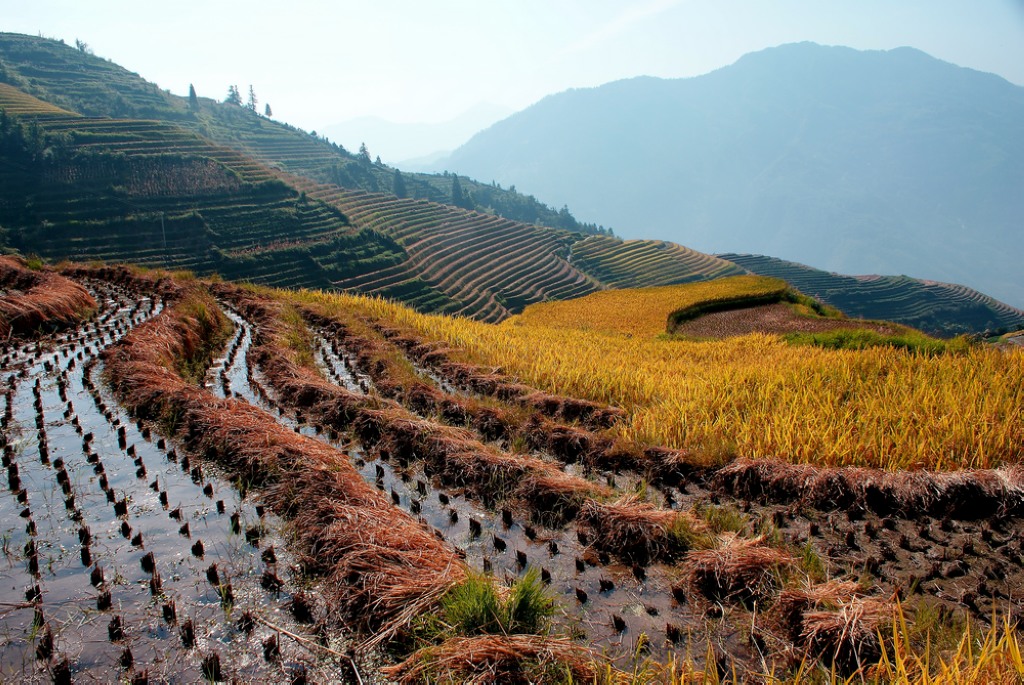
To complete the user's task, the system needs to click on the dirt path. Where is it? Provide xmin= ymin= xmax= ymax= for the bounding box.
xmin=672 ymin=302 xmax=900 ymax=338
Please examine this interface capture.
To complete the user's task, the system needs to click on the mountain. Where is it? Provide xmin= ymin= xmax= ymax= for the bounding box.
xmin=0 ymin=33 xmax=1020 ymax=335
xmin=320 ymin=103 xmax=513 ymax=168
xmin=438 ymin=42 xmax=1024 ymax=308
xmin=0 ymin=32 xmax=598 ymax=236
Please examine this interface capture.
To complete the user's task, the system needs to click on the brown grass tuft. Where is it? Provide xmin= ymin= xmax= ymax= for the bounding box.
xmin=683 ymin=534 xmax=792 ymax=606
xmin=713 ymin=458 xmax=1024 ymax=520
xmin=802 ymin=596 xmax=889 ymax=675
xmin=0 ymin=256 xmax=97 ymax=338
xmin=774 ymin=580 xmax=863 ymax=643
xmin=579 ymin=494 xmax=700 ymax=564
xmin=382 ymin=634 xmax=598 ymax=684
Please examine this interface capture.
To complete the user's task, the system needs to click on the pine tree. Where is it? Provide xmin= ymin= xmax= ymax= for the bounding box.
xmin=392 ymin=169 xmax=407 ymax=198
xmin=225 ymin=85 xmax=241 ymax=106
xmin=264 ymin=103 xmax=273 ymax=118
xmin=247 ymin=85 xmax=257 ymax=112
xmin=188 ymin=84 xmax=199 ymax=111
xmin=450 ymin=174 xmax=473 ymax=209
xmin=358 ymin=142 xmax=371 ymax=164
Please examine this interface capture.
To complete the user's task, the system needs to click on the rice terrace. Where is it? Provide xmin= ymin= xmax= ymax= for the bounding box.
xmin=1 ymin=22 xmax=1024 ymax=685
xmin=0 ymin=252 xmax=1021 ymax=683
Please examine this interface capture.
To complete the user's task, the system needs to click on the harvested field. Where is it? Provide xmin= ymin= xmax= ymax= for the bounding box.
xmin=670 ymin=302 xmax=901 ymax=338
xmin=0 ymin=256 xmax=97 ymax=339
xmin=1 ymin=266 xmax=1022 ymax=682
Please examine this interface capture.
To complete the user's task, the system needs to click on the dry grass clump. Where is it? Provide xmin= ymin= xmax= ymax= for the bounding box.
xmin=682 ymin=535 xmax=793 ymax=606
xmin=714 ymin=459 xmax=1024 ymax=519
xmin=0 ymin=255 xmax=97 ymax=337
xmin=774 ymin=580 xmax=863 ymax=643
xmin=802 ymin=596 xmax=890 ymax=675
xmin=517 ymin=471 xmax=610 ymax=524
xmin=273 ymin=467 xmax=463 ymax=644
xmin=579 ymin=494 xmax=704 ymax=564
xmin=60 ymin=262 xmax=184 ymax=300
xmin=382 ymin=634 xmax=597 ymax=685
xmin=520 ymin=390 xmax=626 ymax=429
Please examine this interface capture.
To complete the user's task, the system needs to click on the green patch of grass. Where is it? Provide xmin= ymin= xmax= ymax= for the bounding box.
xmin=666 ymin=515 xmax=715 ymax=551
xmin=416 ymin=568 xmax=555 ymax=644
xmin=698 ymin=503 xmax=750 ymax=536
xmin=279 ymin=304 xmax=317 ymax=368
xmin=781 ymin=288 xmax=844 ymax=319
xmin=798 ymin=541 xmax=827 ymax=583
xmin=504 ymin=568 xmax=555 ymax=635
xmin=783 ymin=328 xmax=973 ymax=355
xmin=176 ymin=297 xmax=232 ymax=383
xmin=908 ymin=600 xmax=970 ymax=654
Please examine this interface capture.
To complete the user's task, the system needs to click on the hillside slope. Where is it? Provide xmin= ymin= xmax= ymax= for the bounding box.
xmin=0 ymin=32 xmax=603 ymax=236
xmin=440 ymin=42 xmax=1024 ymax=308
xmin=720 ymin=253 xmax=1024 ymax=337
xmin=0 ymin=34 xmax=1019 ymax=335
xmin=0 ymin=85 xmax=609 ymax=320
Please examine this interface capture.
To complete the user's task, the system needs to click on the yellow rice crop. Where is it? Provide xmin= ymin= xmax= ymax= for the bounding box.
xmin=513 ymin=274 xmax=786 ymax=337
xmin=293 ymin=282 xmax=1024 ymax=471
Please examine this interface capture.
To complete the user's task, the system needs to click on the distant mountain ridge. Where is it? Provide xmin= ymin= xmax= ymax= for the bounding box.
xmin=439 ymin=42 xmax=1024 ymax=308
xmin=0 ymin=33 xmax=1020 ymax=336
xmin=320 ymin=103 xmax=513 ymax=168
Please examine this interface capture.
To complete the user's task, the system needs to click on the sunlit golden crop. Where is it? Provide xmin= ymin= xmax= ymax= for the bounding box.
xmin=513 ymin=275 xmax=786 ymax=337
xmin=294 ymin=280 xmax=1024 ymax=471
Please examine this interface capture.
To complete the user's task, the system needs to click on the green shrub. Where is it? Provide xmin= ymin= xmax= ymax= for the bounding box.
xmin=783 ymin=328 xmax=973 ymax=355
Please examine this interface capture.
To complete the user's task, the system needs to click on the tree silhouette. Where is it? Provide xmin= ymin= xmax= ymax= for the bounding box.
xmin=264 ymin=103 xmax=273 ymax=118
xmin=188 ymin=84 xmax=199 ymax=111
xmin=247 ymin=85 xmax=257 ymax=112
xmin=358 ymin=142 xmax=371 ymax=164
xmin=225 ymin=85 xmax=241 ymax=106
xmin=450 ymin=174 xmax=473 ymax=209
xmin=392 ymin=169 xmax=407 ymax=198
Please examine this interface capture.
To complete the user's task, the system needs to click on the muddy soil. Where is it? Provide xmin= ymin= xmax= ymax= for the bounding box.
xmin=671 ymin=302 xmax=900 ymax=338
xmin=0 ymin=285 xmax=353 ymax=683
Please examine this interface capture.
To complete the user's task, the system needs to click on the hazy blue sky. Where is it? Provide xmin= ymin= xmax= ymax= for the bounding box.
xmin=4 ymin=0 xmax=1023 ymax=133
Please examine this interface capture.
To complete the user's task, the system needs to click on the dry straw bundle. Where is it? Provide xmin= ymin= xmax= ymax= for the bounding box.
xmin=579 ymin=494 xmax=702 ymax=563
xmin=382 ymin=634 xmax=597 ymax=684
xmin=683 ymin=534 xmax=793 ymax=605
xmin=0 ymin=256 xmax=96 ymax=338
xmin=714 ymin=458 xmax=1024 ymax=520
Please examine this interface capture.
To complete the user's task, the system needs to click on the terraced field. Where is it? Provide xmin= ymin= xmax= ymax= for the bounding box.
xmin=4 ymin=34 xmax=1020 ymax=336
xmin=571 ymin=235 xmax=744 ymax=288
xmin=293 ymin=184 xmax=600 ymax=321
xmin=4 ymin=263 xmax=1022 ymax=682
xmin=720 ymin=253 xmax=1024 ymax=337
xmin=0 ymin=31 xmax=602 ymax=236
xmin=0 ymin=83 xmax=605 ymax=321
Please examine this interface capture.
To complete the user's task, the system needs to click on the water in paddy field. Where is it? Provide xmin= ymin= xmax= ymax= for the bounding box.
xmin=219 ymin=302 xmax=703 ymax=666
xmin=0 ymin=286 xmax=349 ymax=683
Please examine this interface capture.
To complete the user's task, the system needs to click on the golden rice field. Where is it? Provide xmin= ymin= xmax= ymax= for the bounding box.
xmin=513 ymin=274 xmax=787 ymax=336
xmin=297 ymin=279 xmax=1024 ymax=470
